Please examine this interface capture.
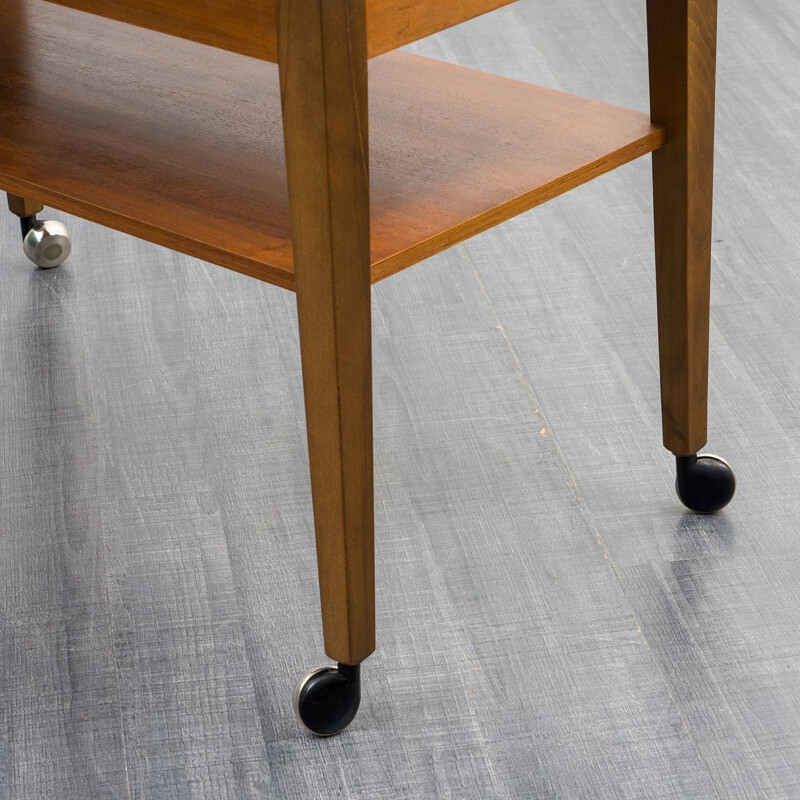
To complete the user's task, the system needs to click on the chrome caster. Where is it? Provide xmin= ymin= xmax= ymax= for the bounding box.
xmin=293 ymin=663 xmax=361 ymax=736
xmin=22 ymin=218 xmax=71 ymax=268
xmin=675 ymin=453 xmax=736 ymax=513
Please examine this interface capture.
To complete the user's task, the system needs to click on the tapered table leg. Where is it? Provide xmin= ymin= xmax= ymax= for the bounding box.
xmin=647 ymin=0 xmax=734 ymax=513
xmin=277 ymin=0 xmax=374 ymax=734
xmin=7 ymin=192 xmax=43 ymax=238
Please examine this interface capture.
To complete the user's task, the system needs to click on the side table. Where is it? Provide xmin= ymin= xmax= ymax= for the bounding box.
xmin=0 ymin=0 xmax=735 ymax=735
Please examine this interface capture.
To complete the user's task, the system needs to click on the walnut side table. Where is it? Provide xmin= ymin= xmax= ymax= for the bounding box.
xmin=0 ymin=0 xmax=735 ymax=735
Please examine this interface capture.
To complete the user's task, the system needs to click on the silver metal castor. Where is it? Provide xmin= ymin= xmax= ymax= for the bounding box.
xmin=675 ymin=453 xmax=736 ymax=513
xmin=22 ymin=219 xmax=71 ymax=269
xmin=293 ymin=663 xmax=361 ymax=736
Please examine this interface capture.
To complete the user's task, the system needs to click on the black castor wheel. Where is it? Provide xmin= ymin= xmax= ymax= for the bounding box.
xmin=20 ymin=215 xmax=71 ymax=269
xmin=293 ymin=663 xmax=361 ymax=736
xmin=675 ymin=453 xmax=736 ymax=513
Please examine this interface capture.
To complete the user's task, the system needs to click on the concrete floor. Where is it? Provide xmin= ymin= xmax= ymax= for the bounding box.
xmin=1 ymin=0 xmax=799 ymax=797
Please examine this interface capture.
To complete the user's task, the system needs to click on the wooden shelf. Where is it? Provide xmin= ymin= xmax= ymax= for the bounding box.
xmin=0 ymin=1 xmax=664 ymax=291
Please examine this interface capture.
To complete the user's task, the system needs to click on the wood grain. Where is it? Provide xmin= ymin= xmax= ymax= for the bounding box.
xmin=647 ymin=0 xmax=718 ymax=455
xmin=43 ymin=0 xmax=516 ymax=63
xmin=0 ymin=0 xmax=663 ymax=291
xmin=6 ymin=193 xmax=42 ymax=218
xmin=2 ymin=0 xmax=800 ymax=794
xmin=278 ymin=0 xmax=375 ymax=665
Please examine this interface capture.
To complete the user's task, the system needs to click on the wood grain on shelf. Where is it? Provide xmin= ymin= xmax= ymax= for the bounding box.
xmin=647 ymin=0 xmax=717 ymax=455
xmin=43 ymin=0 xmax=517 ymax=63
xmin=0 ymin=0 xmax=664 ymax=290
xmin=278 ymin=0 xmax=375 ymax=665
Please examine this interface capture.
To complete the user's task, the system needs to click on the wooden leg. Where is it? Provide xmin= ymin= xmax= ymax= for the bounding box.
xmin=278 ymin=0 xmax=374 ymax=673
xmin=647 ymin=0 xmax=735 ymax=514
xmin=647 ymin=0 xmax=717 ymax=457
xmin=8 ymin=193 xmax=44 ymax=237
xmin=7 ymin=193 xmax=43 ymax=218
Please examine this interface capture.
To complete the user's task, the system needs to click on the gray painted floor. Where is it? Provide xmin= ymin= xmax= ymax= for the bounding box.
xmin=1 ymin=0 xmax=799 ymax=798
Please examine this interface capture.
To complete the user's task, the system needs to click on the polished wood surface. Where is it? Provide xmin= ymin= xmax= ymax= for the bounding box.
xmin=6 ymin=193 xmax=43 ymax=218
xmin=2 ymin=0 xmax=789 ymax=790
xmin=278 ymin=0 xmax=375 ymax=666
xmin=44 ymin=0 xmax=516 ymax=63
xmin=647 ymin=0 xmax=717 ymax=455
xmin=0 ymin=1 xmax=663 ymax=291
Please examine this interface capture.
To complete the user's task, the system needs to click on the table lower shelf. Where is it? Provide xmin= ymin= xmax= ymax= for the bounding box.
xmin=0 ymin=0 xmax=664 ymax=291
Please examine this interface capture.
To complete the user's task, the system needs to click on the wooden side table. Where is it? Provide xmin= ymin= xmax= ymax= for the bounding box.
xmin=0 ymin=0 xmax=735 ymax=736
